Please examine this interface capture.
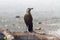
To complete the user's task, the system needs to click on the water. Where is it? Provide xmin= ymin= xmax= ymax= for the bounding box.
xmin=0 ymin=17 xmax=60 ymax=37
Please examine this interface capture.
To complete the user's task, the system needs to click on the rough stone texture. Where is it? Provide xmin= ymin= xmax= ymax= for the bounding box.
xmin=13 ymin=32 xmax=60 ymax=40
xmin=14 ymin=35 xmax=41 ymax=40
xmin=0 ymin=28 xmax=60 ymax=40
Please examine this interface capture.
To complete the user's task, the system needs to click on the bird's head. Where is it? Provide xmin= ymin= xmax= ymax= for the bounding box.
xmin=26 ymin=8 xmax=33 ymax=12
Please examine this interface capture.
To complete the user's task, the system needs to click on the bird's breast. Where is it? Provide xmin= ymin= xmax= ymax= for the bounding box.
xmin=24 ymin=14 xmax=33 ymax=21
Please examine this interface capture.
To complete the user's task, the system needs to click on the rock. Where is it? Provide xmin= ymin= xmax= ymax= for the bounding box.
xmin=16 ymin=16 xmax=20 ymax=18
xmin=2 ymin=29 xmax=14 ymax=40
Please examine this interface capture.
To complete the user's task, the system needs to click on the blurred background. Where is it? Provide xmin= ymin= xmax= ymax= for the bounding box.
xmin=0 ymin=0 xmax=60 ymax=37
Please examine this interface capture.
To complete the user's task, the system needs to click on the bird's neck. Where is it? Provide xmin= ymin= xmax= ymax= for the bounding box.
xmin=26 ymin=11 xmax=31 ymax=15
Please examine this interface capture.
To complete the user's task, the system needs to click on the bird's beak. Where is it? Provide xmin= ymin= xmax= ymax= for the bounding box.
xmin=31 ymin=8 xmax=33 ymax=10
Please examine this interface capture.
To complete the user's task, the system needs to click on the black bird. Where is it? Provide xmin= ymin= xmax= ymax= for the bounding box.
xmin=24 ymin=8 xmax=33 ymax=32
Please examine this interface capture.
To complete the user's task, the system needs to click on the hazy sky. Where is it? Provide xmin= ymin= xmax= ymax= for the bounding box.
xmin=0 ymin=0 xmax=60 ymax=18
